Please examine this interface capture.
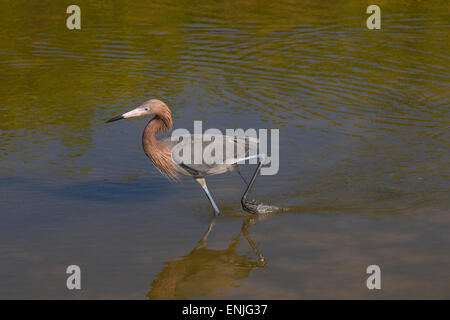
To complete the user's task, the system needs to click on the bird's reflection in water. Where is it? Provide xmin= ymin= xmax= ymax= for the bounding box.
xmin=147 ymin=217 xmax=265 ymax=299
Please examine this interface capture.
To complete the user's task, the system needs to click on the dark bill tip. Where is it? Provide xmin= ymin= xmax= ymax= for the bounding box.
xmin=106 ymin=115 xmax=124 ymax=123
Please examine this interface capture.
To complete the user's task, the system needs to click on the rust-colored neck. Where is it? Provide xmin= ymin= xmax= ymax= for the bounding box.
xmin=142 ymin=109 xmax=177 ymax=180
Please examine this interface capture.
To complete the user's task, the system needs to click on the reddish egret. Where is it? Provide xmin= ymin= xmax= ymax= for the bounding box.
xmin=106 ymin=99 xmax=266 ymax=215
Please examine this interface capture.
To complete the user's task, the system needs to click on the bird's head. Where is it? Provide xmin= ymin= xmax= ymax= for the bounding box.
xmin=106 ymin=99 xmax=170 ymax=123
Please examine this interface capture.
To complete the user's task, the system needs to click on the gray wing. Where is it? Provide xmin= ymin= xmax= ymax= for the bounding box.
xmin=160 ymin=134 xmax=258 ymax=177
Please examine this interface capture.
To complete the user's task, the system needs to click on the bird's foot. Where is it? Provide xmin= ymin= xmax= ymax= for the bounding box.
xmin=241 ymin=198 xmax=260 ymax=214
xmin=241 ymin=198 xmax=281 ymax=215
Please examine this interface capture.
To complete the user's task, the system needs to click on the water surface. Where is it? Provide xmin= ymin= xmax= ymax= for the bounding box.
xmin=0 ymin=0 xmax=449 ymax=299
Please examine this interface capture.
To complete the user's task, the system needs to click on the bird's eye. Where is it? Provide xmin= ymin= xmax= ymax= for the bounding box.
xmin=144 ymin=108 xmax=149 ymax=111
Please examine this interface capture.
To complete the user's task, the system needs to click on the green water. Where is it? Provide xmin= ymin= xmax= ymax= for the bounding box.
xmin=0 ymin=0 xmax=449 ymax=298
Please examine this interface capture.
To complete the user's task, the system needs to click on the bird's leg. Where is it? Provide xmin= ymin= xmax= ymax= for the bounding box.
xmin=195 ymin=177 xmax=220 ymax=215
xmin=240 ymin=154 xmax=266 ymax=214
xmin=235 ymin=166 xmax=249 ymax=186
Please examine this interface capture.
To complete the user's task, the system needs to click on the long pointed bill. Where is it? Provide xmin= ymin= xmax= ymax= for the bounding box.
xmin=106 ymin=115 xmax=124 ymax=123
xmin=106 ymin=107 xmax=145 ymax=123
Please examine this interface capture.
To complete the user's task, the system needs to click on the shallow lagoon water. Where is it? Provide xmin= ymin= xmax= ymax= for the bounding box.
xmin=0 ymin=0 xmax=449 ymax=298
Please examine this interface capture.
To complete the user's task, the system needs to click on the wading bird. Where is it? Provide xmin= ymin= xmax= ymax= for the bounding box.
xmin=106 ymin=99 xmax=266 ymax=215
